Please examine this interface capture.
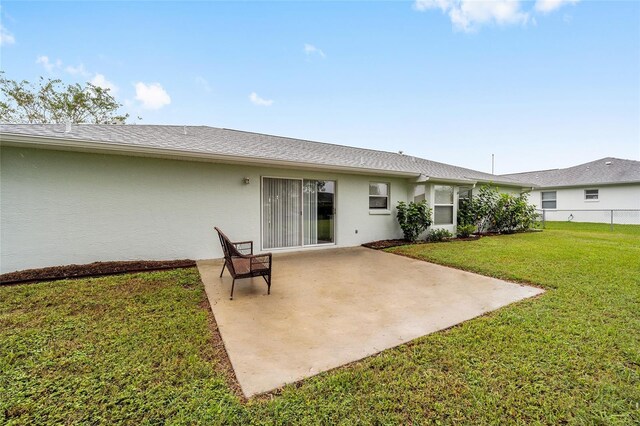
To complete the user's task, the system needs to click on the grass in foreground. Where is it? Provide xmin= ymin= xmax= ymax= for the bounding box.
xmin=1 ymin=222 xmax=639 ymax=424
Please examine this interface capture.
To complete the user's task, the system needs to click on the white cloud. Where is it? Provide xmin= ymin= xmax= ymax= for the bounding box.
xmin=134 ymin=82 xmax=171 ymax=110
xmin=0 ymin=25 xmax=15 ymax=46
xmin=249 ymin=92 xmax=273 ymax=107
xmin=415 ymin=0 xmax=529 ymax=32
xmin=535 ymin=0 xmax=579 ymax=14
xmin=195 ymin=76 xmax=212 ymax=92
xmin=414 ymin=0 xmax=451 ymax=12
xmin=35 ymin=55 xmax=62 ymax=73
xmin=415 ymin=0 xmax=575 ymax=31
xmin=304 ymin=43 xmax=326 ymax=58
xmin=65 ymin=63 xmax=90 ymax=77
xmin=91 ymin=73 xmax=118 ymax=95
xmin=457 ymin=1 xmax=528 ymax=31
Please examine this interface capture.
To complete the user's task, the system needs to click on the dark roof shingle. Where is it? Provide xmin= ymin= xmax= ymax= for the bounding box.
xmin=501 ymin=157 xmax=640 ymax=187
xmin=0 ymin=124 xmax=529 ymax=186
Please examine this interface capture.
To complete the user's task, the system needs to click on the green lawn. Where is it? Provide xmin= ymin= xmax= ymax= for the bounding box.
xmin=2 ymin=222 xmax=639 ymax=424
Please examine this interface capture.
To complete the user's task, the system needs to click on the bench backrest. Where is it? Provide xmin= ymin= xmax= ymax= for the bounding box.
xmin=215 ymin=227 xmax=242 ymax=257
xmin=215 ymin=227 xmax=244 ymax=277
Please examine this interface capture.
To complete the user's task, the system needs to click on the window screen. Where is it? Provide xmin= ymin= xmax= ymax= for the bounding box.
xmin=585 ymin=189 xmax=598 ymax=200
xmin=541 ymin=191 xmax=557 ymax=209
xmin=434 ymin=185 xmax=454 ymax=225
xmin=369 ymin=182 xmax=389 ymax=209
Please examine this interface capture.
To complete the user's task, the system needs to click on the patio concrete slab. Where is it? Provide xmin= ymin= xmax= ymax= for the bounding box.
xmin=197 ymin=247 xmax=543 ymax=397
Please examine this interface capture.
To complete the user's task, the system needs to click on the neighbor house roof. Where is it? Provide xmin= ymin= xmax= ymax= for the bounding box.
xmin=0 ymin=124 xmax=529 ymax=186
xmin=501 ymin=157 xmax=640 ymax=188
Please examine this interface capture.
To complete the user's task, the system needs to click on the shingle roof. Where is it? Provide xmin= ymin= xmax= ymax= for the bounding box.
xmin=501 ymin=157 xmax=640 ymax=187
xmin=0 ymin=124 xmax=529 ymax=186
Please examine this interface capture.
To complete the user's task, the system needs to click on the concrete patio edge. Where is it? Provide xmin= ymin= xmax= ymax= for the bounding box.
xmin=198 ymin=247 xmax=544 ymax=397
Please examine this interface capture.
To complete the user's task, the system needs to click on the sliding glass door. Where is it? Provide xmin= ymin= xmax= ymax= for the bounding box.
xmin=263 ymin=178 xmax=335 ymax=249
xmin=262 ymin=178 xmax=302 ymax=249
xmin=303 ymin=180 xmax=335 ymax=245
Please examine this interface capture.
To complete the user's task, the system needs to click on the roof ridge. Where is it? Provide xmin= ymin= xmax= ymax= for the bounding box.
xmin=501 ymin=168 xmax=561 ymax=176
xmin=218 ymin=126 xmax=416 ymax=158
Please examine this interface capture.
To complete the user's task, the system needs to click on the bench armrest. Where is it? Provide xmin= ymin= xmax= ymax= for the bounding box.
xmin=250 ymin=253 xmax=272 ymax=272
xmin=232 ymin=240 xmax=253 ymax=255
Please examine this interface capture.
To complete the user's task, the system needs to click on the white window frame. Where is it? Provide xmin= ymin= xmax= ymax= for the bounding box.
xmin=433 ymin=185 xmax=455 ymax=225
xmin=541 ymin=191 xmax=557 ymax=209
xmin=369 ymin=182 xmax=390 ymax=214
xmin=584 ymin=189 xmax=599 ymax=201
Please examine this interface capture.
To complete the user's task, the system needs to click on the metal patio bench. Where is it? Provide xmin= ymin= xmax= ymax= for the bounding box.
xmin=215 ymin=227 xmax=272 ymax=300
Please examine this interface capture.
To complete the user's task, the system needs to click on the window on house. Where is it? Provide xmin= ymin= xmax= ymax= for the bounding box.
xmin=369 ymin=182 xmax=389 ymax=210
xmin=585 ymin=189 xmax=599 ymax=200
xmin=541 ymin=191 xmax=557 ymax=209
xmin=458 ymin=187 xmax=472 ymax=200
xmin=434 ymin=185 xmax=454 ymax=225
xmin=458 ymin=186 xmax=472 ymax=209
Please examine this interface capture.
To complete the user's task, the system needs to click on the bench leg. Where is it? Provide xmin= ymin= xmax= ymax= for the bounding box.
xmin=263 ymin=274 xmax=271 ymax=295
xmin=219 ymin=262 xmax=226 ymax=277
xmin=230 ymin=278 xmax=235 ymax=300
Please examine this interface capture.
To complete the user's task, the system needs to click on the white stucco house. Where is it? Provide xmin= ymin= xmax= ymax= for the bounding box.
xmin=0 ymin=124 xmax=532 ymax=274
xmin=502 ymin=157 xmax=640 ymax=224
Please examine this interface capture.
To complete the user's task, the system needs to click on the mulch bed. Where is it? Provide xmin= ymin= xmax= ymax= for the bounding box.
xmin=0 ymin=259 xmax=196 ymax=285
xmin=361 ymin=239 xmax=416 ymax=249
xmin=363 ymin=235 xmax=485 ymax=249
xmin=453 ymin=235 xmax=482 ymax=241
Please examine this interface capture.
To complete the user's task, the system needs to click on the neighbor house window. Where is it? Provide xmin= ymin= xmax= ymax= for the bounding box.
xmin=369 ymin=182 xmax=389 ymax=210
xmin=434 ymin=185 xmax=454 ymax=225
xmin=585 ymin=189 xmax=599 ymax=200
xmin=541 ymin=191 xmax=557 ymax=209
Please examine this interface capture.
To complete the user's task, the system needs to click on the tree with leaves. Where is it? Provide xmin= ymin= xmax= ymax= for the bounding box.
xmin=0 ymin=72 xmax=130 ymax=124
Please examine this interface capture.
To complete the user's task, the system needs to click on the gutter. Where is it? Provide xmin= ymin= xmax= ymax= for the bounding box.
xmin=0 ymin=132 xmax=420 ymax=178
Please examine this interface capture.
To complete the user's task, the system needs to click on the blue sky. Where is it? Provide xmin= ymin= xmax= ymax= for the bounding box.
xmin=1 ymin=1 xmax=638 ymax=174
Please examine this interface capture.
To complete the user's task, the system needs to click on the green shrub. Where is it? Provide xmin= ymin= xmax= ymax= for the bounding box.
xmin=396 ymin=200 xmax=433 ymax=242
xmin=426 ymin=228 xmax=453 ymax=242
xmin=457 ymin=197 xmax=476 ymax=227
xmin=493 ymin=192 xmax=539 ymax=233
xmin=456 ymin=224 xmax=476 ymax=238
xmin=457 ymin=185 xmax=538 ymax=234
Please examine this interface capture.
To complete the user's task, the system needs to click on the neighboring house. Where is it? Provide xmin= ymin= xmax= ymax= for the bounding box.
xmin=0 ymin=124 xmax=531 ymax=274
xmin=502 ymin=157 xmax=640 ymax=224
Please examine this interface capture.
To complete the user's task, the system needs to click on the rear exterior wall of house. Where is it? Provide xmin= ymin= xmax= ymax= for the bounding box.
xmin=1 ymin=146 xmax=417 ymax=273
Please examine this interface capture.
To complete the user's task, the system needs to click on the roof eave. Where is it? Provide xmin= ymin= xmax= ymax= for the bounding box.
xmin=0 ymin=132 xmax=421 ymax=178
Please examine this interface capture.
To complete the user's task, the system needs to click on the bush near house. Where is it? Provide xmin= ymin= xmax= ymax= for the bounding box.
xmin=426 ymin=228 xmax=453 ymax=242
xmin=456 ymin=224 xmax=476 ymax=238
xmin=458 ymin=185 xmax=538 ymax=234
xmin=396 ymin=200 xmax=432 ymax=242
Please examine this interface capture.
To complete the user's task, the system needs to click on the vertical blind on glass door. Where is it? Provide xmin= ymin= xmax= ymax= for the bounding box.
xmin=262 ymin=178 xmax=302 ymax=249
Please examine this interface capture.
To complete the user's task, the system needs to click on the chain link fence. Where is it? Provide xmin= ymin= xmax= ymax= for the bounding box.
xmin=538 ymin=209 xmax=640 ymax=229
